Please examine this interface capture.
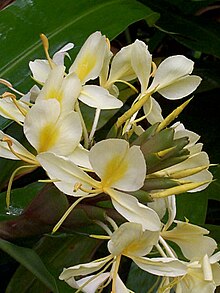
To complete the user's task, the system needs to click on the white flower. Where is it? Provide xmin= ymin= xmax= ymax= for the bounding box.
xmin=37 ymin=138 xmax=161 ymax=231
xmin=59 ymin=222 xmax=163 ymax=293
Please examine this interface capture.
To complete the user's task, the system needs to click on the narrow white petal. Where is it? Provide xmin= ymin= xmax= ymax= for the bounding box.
xmin=79 ymin=85 xmax=122 ymax=109
xmin=71 ymin=273 xmax=110 ymax=293
xmin=52 ymin=43 xmax=74 ymax=65
xmin=89 ymin=139 xmax=146 ymax=191
xmin=115 ymin=274 xmax=130 ymax=293
xmin=108 ymin=189 xmax=161 ymax=231
xmin=131 ymin=39 xmax=152 ymax=92
xmin=67 ymin=145 xmax=92 ymax=169
xmin=143 ymin=97 xmax=164 ymax=125
xmin=59 ymin=257 xmax=111 ymax=280
xmin=133 ymin=256 xmax=187 ymax=277
xmin=0 ymin=97 xmax=26 ymax=122
xmin=158 ymin=75 xmax=202 ymax=100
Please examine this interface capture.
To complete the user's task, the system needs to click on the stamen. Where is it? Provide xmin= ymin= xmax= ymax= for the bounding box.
xmin=73 ymin=182 xmax=102 ymax=194
xmin=114 ymin=79 xmax=139 ymax=93
xmin=40 ymin=33 xmax=54 ymax=69
xmin=6 ymin=165 xmax=37 ymax=209
xmin=2 ymin=92 xmax=27 ymax=116
xmin=52 ymin=193 xmax=97 ymax=233
xmin=1 ymin=136 xmax=38 ymax=165
xmin=0 ymin=79 xmax=24 ymax=96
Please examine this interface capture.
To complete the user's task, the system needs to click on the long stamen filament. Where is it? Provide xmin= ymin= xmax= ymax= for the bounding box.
xmin=2 ymin=137 xmax=38 ymax=165
xmin=0 ymin=79 xmax=24 ymax=96
xmin=2 ymin=92 xmax=27 ymax=116
xmin=52 ymin=193 xmax=97 ymax=233
xmin=114 ymin=80 xmax=139 ymax=93
xmin=73 ymin=182 xmax=102 ymax=194
xmin=6 ymin=165 xmax=37 ymax=209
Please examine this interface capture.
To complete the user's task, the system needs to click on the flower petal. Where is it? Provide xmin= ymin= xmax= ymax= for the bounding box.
xmin=37 ymin=152 xmax=98 ymax=195
xmin=108 ymin=189 xmax=161 ymax=231
xmin=67 ymin=273 xmax=110 ymax=293
xmin=0 ymin=131 xmax=35 ymax=161
xmin=67 ymin=144 xmax=92 ymax=169
xmin=79 ymin=85 xmax=123 ymax=109
xmin=89 ymin=139 xmax=146 ymax=191
xmin=29 ymin=59 xmax=51 ymax=83
xmin=59 ymin=257 xmax=111 ymax=280
xmin=131 ymin=39 xmax=152 ymax=92
xmin=52 ymin=43 xmax=74 ymax=65
xmin=157 ymin=75 xmax=202 ymax=100
xmin=149 ymin=55 xmax=195 ymax=91
xmin=108 ymin=222 xmax=159 ymax=257
xmin=24 ymin=99 xmax=82 ymax=155
xmin=161 ymin=221 xmax=217 ymax=259
xmin=133 ymin=256 xmax=187 ymax=277
xmin=0 ymin=97 xmax=27 ymax=123
xmin=143 ymin=97 xmax=164 ymax=124
xmin=69 ymin=31 xmax=107 ymax=84
xmin=107 ymin=43 xmax=136 ymax=84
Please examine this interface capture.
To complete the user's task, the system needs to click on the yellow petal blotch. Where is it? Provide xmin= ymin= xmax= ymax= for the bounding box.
xmin=38 ymin=123 xmax=59 ymax=153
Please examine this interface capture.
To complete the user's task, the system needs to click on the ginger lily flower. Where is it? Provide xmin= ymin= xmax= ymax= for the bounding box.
xmin=37 ymin=138 xmax=161 ymax=231
xmin=117 ymin=41 xmax=202 ymax=128
xmin=59 ymin=222 xmax=186 ymax=293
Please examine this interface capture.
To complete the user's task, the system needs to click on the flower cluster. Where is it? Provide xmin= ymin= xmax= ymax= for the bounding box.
xmin=0 ymin=31 xmax=219 ymax=292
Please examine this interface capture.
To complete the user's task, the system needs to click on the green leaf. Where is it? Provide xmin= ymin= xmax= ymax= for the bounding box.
xmin=140 ymin=0 xmax=220 ymax=58
xmin=0 ymin=0 xmax=155 ymax=93
xmin=126 ymin=262 xmax=161 ymax=292
xmin=176 ymin=191 xmax=208 ymax=225
xmin=0 ymin=182 xmax=45 ymax=221
xmin=0 ymin=183 xmax=69 ymax=239
xmin=0 ymin=238 xmax=59 ymax=293
xmin=6 ymin=233 xmax=101 ymax=293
